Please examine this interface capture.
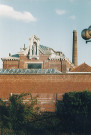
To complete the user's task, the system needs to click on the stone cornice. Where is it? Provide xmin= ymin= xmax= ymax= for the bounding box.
xmin=1 ymin=57 xmax=19 ymax=61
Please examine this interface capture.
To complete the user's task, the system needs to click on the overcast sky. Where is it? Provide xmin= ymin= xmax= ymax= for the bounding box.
xmin=0 ymin=0 xmax=91 ymax=68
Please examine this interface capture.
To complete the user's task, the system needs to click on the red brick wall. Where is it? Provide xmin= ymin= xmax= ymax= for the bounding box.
xmin=0 ymin=73 xmax=91 ymax=98
xmin=0 ymin=73 xmax=91 ymax=111
xmin=3 ymin=60 xmax=19 ymax=69
xmin=3 ymin=54 xmax=73 ymax=72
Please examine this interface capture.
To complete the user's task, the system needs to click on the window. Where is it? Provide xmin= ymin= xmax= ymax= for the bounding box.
xmin=28 ymin=63 xmax=42 ymax=69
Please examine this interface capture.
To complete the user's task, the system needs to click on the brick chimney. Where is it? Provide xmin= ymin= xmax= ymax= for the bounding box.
xmin=72 ymin=30 xmax=78 ymax=66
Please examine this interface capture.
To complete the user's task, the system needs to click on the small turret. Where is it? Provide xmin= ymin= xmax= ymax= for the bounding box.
xmin=9 ymin=53 xmax=11 ymax=56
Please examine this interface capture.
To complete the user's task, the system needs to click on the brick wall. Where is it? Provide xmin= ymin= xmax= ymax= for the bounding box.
xmin=3 ymin=60 xmax=19 ymax=69
xmin=0 ymin=73 xmax=91 ymax=111
xmin=3 ymin=54 xmax=73 ymax=72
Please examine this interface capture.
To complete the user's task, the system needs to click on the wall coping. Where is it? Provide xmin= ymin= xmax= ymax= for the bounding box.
xmin=0 ymin=72 xmax=91 ymax=75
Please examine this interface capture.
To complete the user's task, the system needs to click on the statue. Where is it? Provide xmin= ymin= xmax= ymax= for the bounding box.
xmin=32 ymin=42 xmax=37 ymax=55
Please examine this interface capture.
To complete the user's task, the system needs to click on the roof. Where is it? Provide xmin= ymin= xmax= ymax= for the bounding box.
xmin=1 ymin=43 xmax=67 ymax=61
xmin=0 ymin=69 xmax=61 ymax=74
xmin=12 ymin=54 xmax=19 ymax=58
xmin=39 ymin=45 xmax=52 ymax=55
xmin=71 ymin=63 xmax=91 ymax=72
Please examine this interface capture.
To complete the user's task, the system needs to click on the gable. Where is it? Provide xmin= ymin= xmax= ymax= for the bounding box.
xmin=71 ymin=63 xmax=91 ymax=72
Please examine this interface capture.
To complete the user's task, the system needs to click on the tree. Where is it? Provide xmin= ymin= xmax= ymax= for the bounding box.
xmin=0 ymin=93 xmax=39 ymax=134
xmin=56 ymin=91 xmax=91 ymax=134
xmin=0 ymin=92 xmax=61 ymax=135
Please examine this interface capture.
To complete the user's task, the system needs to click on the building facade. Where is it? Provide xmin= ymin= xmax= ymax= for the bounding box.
xmin=1 ymin=30 xmax=88 ymax=112
xmin=1 ymin=33 xmax=77 ymax=73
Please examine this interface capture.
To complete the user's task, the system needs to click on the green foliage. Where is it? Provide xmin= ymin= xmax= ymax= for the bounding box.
xmin=29 ymin=112 xmax=61 ymax=135
xmin=1 ymin=91 xmax=91 ymax=134
xmin=0 ymin=93 xmax=39 ymax=134
xmin=56 ymin=91 xmax=91 ymax=134
xmin=0 ymin=92 xmax=62 ymax=135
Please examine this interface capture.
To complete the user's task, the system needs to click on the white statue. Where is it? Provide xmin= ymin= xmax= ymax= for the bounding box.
xmin=32 ymin=42 xmax=37 ymax=55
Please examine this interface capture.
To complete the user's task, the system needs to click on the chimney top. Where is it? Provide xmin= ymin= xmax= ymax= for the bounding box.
xmin=73 ymin=30 xmax=77 ymax=33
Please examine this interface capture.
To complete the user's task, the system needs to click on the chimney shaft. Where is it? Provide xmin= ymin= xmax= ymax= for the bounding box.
xmin=72 ymin=30 xmax=78 ymax=66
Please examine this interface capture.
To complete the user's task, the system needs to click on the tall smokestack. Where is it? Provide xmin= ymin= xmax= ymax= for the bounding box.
xmin=72 ymin=30 xmax=78 ymax=66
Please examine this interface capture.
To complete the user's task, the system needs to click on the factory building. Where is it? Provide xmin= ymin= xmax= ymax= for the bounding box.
xmin=1 ymin=30 xmax=91 ymax=112
xmin=1 ymin=30 xmax=78 ymax=73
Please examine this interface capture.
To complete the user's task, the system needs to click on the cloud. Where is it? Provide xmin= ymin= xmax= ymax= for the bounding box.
xmin=0 ymin=4 xmax=37 ymax=22
xmin=56 ymin=10 xmax=66 ymax=15
xmin=69 ymin=15 xmax=76 ymax=20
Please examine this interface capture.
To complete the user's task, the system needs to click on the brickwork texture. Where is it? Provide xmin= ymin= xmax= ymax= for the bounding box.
xmin=0 ymin=73 xmax=91 ymax=111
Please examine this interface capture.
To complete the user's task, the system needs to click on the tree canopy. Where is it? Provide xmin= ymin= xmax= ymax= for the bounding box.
xmin=56 ymin=91 xmax=91 ymax=134
xmin=0 ymin=93 xmax=39 ymax=134
xmin=1 ymin=91 xmax=91 ymax=135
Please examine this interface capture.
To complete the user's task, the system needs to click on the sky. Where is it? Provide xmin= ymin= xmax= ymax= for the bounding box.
xmin=0 ymin=0 xmax=91 ymax=68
